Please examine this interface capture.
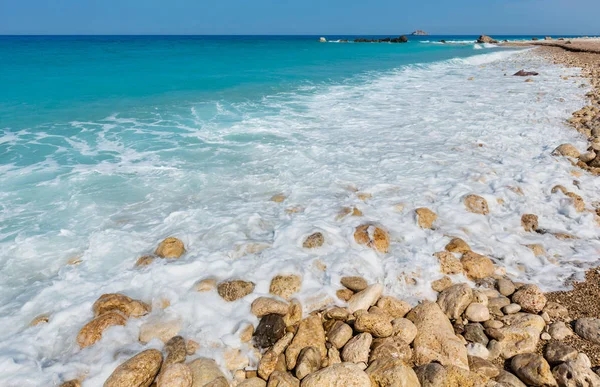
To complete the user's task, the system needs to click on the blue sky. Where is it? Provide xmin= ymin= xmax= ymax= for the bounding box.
xmin=0 ymin=0 xmax=598 ymax=35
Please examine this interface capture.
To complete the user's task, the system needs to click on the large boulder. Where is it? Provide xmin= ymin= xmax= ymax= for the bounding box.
xmin=77 ymin=311 xmax=127 ymax=348
xmin=301 ymin=363 xmax=371 ymax=387
xmin=552 ymin=359 xmax=600 ymax=386
xmin=104 ymin=349 xmax=163 ymax=387
xmin=365 ymin=358 xmax=420 ymax=387
xmin=406 ymin=301 xmax=469 ymax=369
xmin=477 ymin=35 xmax=498 ymax=43
xmin=510 ymin=353 xmax=557 ymax=386
xmin=285 ymin=315 xmax=327 ymax=370
xmin=354 ymin=224 xmax=390 ymax=253
xmin=487 ymin=313 xmax=545 ymax=358
xmin=341 ymin=333 xmax=372 ymax=364
xmin=437 ymin=283 xmax=473 ymax=320
xmin=92 ymin=293 xmax=151 ymax=318
xmin=574 ymin=318 xmax=600 ymax=344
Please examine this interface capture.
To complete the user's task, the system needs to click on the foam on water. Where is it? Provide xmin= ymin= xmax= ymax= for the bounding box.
xmin=1 ymin=49 xmax=599 ymax=385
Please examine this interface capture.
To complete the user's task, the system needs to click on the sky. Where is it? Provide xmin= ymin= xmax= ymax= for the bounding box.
xmin=0 ymin=0 xmax=598 ymax=35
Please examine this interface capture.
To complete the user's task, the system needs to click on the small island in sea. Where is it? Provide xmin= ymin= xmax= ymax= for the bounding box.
xmin=411 ymin=30 xmax=429 ymax=35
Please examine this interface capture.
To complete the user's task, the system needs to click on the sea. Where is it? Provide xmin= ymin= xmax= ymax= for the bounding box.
xmin=1 ymin=35 xmax=599 ymax=385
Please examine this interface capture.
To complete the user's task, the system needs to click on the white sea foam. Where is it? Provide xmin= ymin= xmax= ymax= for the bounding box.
xmin=0 ymin=50 xmax=598 ymax=385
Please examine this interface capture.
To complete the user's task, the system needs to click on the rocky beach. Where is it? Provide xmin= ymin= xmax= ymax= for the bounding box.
xmin=42 ymin=41 xmax=600 ymax=387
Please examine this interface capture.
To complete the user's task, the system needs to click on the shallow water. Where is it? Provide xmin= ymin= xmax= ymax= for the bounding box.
xmin=0 ymin=36 xmax=599 ymax=385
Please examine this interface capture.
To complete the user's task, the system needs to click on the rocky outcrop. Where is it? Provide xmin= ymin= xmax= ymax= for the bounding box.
xmin=477 ymin=35 xmax=498 ymax=44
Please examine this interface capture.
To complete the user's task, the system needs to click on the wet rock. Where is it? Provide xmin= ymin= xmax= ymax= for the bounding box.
xmin=434 ymin=251 xmax=463 ymax=275
xmin=566 ymin=192 xmax=585 ymax=212
xmin=512 ymin=284 xmax=547 ymax=313
xmin=464 ymin=303 xmax=490 ymax=322
xmin=548 ymin=321 xmax=572 ymax=340
xmin=574 ymin=318 xmax=600 ymax=344
xmin=301 ymin=363 xmax=371 ymax=387
xmin=29 ymin=314 xmax=49 ymax=326
xmin=354 ymin=312 xmax=393 ymax=337
xmin=271 ymin=194 xmax=286 ymax=203
xmin=327 ymin=321 xmax=353 ymax=349
xmin=303 ymin=232 xmax=324 ymax=249
xmin=162 ymin=336 xmax=187 ymax=371
xmin=526 ymin=244 xmax=546 ymax=256
xmin=270 ymin=275 xmax=302 ymax=300
xmin=337 ymin=289 xmax=354 ymax=301
xmin=511 ymin=353 xmax=557 ymax=386
xmin=497 ymin=278 xmax=516 ymax=296
xmin=461 ymin=252 xmax=495 ymax=280
xmin=431 ymin=276 xmax=453 ymax=292
xmin=375 ymin=296 xmax=411 ymax=319
xmin=251 ymin=297 xmax=289 ymax=317
xmin=552 ymin=144 xmax=580 ymax=158
xmin=268 ymin=371 xmax=299 ymax=387
xmin=416 ymin=207 xmax=438 ymax=229
xmin=390 ymin=318 xmax=417 ymax=344
xmin=354 ymin=224 xmax=390 ymax=253
xmin=340 ymin=276 xmax=368 ymax=292
xmin=258 ymin=332 xmax=294 ymax=380
xmin=188 ymin=358 xmax=227 ymax=387
xmin=514 ymin=70 xmax=539 ymax=76
xmin=445 ymin=237 xmax=471 ymax=254
xmin=366 ymin=358 xmax=420 ymax=387
xmin=521 ymin=214 xmax=539 ymax=232
xmin=155 ymin=237 xmax=185 ymax=258
xmin=341 ymin=332 xmax=372 ymax=363
xmin=543 ymin=342 xmax=577 ymax=365
xmin=368 ymin=336 xmax=412 ymax=364
xmin=157 ymin=363 xmax=193 ymax=387
xmin=464 ymin=323 xmax=489 ymax=345
xmin=407 ymin=301 xmax=469 ymax=369
xmin=77 ymin=311 xmax=127 ymax=348
xmin=464 ymin=194 xmax=489 ymax=215
xmin=194 ymin=278 xmax=217 ymax=292
xmin=347 ymin=284 xmax=383 ymax=313
xmin=285 ymin=315 xmax=326 ymax=370
xmin=92 ymin=293 xmax=151 ymax=318
xmin=492 ymin=313 xmax=545 ymax=358
xmin=104 ymin=349 xmax=163 ymax=387
xmin=552 ymin=359 xmax=600 ymax=386
xmin=254 ymin=314 xmax=287 ymax=349
xmin=217 ymin=280 xmax=255 ymax=302
xmin=135 ymin=255 xmax=155 ymax=266
xmin=295 ymin=346 xmax=321 ymax=380
xmin=139 ymin=318 xmax=181 ymax=344
xmin=437 ymin=283 xmax=473 ymax=320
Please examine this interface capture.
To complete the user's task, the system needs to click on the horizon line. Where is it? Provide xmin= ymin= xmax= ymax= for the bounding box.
xmin=1 ymin=33 xmax=599 ymax=37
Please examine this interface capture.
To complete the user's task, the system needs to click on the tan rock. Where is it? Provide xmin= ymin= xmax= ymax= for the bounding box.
xmin=369 ymin=336 xmax=412 ymax=364
xmin=327 ymin=321 xmax=353 ymax=349
xmin=525 ymin=244 xmax=546 ymax=256
xmin=437 ymin=283 xmax=473 ymax=320
xmin=186 ymin=339 xmax=199 ymax=355
xmin=354 ymin=313 xmax=393 ymax=337
xmin=268 ymin=371 xmax=299 ymax=387
xmin=295 ymin=347 xmax=322 ymax=380
xmin=270 ymin=275 xmax=302 ymax=300
xmin=162 ymin=336 xmax=187 ymax=372
xmin=552 ymin=144 xmax=580 ymax=158
xmin=566 ymin=192 xmax=585 ymax=212
xmin=337 ymin=289 xmax=354 ymax=301
xmin=188 ymin=358 xmax=227 ymax=387
xmin=301 ymin=363 xmax=371 ymax=387
xmin=551 ymin=185 xmax=568 ymax=195
xmin=285 ymin=315 xmax=326 ymax=370
xmin=445 ymin=238 xmax=471 ymax=254
xmin=271 ymin=194 xmax=286 ymax=203
xmin=303 ymin=233 xmax=324 ymax=249
xmin=511 ymin=284 xmax=547 ymax=313
xmin=325 ymin=307 xmax=350 ymax=321
xmin=341 ymin=332 xmax=372 ymax=363
xmin=354 ymin=224 xmax=390 ymax=253
xmin=375 ymin=296 xmax=411 ymax=319
xmin=30 ymin=314 xmax=50 ymax=326
xmin=463 ymin=194 xmax=489 ymax=215
xmin=416 ymin=207 xmax=438 ymax=229
xmin=77 ymin=311 xmax=127 ymax=348
xmin=511 ymin=353 xmax=557 ymax=386
xmin=464 ymin=303 xmax=490 ymax=322
xmin=157 ymin=363 xmax=193 ymax=387
xmin=59 ymin=381 xmax=81 ymax=387
xmin=431 ymin=276 xmax=453 ymax=292
xmin=461 ymin=252 xmax=495 ymax=280
xmin=139 ymin=318 xmax=181 ymax=344
xmin=104 ymin=349 xmax=163 ymax=387
xmin=251 ymin=297 xmax=289 ymax=317
xmin=340 ymin=276 xmax=368 ymax=292
xmin=391 ymin=318 xmax=417 ymax=344
xmin=217 ymin=280 xmax=255 ymax=302
xmin=283 ymin=299 xmax=303 ymax=327
xmin=347 ymin=284 xmax=383 ymax=313
xmin=521 ymin=214 xmax=539 ymax=232
xmin=366 ymin=358 xmax=420 ymax=387
xmin=553 ymin=359 xmax=600 ymax=386
xmin=406 ymin=301 xmax=469 ymax=369
xmin=194 ymin=278 xmax=217 ymax=292
xmin=239 ymin=378 xmax=267 ymax=387
xmin=155 ymin=237 xmax=185 ymax=259
xmin=259 ymin=332 xmax=294 ymax=380
xmin=135 ymin=255 xmax=155 ymax=267
xmin=490 ymin=313 xmax=545 ymax=358
xmin=434 ymin=251 xmax=463 ymax=275
xmin=92 ymin=293 xmax=150 ymax=318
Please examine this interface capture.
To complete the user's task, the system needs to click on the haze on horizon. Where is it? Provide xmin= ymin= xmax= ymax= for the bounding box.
xmin=0 ymin=0 xmax=598 ymax=36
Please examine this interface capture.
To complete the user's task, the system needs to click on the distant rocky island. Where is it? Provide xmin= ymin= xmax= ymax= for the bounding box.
xmin=354 ymin=36 xmax=409 ymax=43
xmin=411 ymin=30 xmax=429 ymax=36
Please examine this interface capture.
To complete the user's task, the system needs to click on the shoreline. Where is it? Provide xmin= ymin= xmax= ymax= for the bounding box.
xmin=15 ymin=43 xmax=600 ymax=387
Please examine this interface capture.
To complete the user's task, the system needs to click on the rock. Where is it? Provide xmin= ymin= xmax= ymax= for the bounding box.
xmin=464 ymin=303 xmax=490 ymax=322
xmin=526 ymin=244 xmax=546 ymax=256
xmin=407 ymin=301 xmax=469 ymax=369
xmin=284 ymin=299 xmax=302 ymax=327
xmin=251 ymin=297 xmax=289 ymax=317
xmin=295 ymin=347 xmax=322 ymax=380
xmin=325 ymin=307 xmax=349 ymax=321
xmin=511 ymin=284 xmax=547 ymax=313
xmin=139 ymin=318 xmax=181 ymax=344
xmin=135 ymin=255 xmax=155 ymax=267
xmin=521 ymin=214 xmax=539 ymax=232
xmin=354 ymin=224 xmax=390 ymax=253
xmin=77 ymin=311 xmax=127 ymax=348
xmin=477 ymin=35 xmax=498 ymax=43
xmin=552 ymin=359 xmax=600 ymax=386
xmin=431 ymin=276 xmax=453 ymax=292
xmin=155 ymin=237 xmax=185 ymax=259
xmin=466 ymin=343 xmax=490 ymax=359
xmin=497 ymin=278 xmax=516 ymax=297
xmin=347 ymin=284 xmax=383 ymax=313
xmin=162 ymin=336 xmax=187 ymax=370
xmin=461 ymin=252 xmax=495 ymax=280
xmin=399 ymin=35 xmax=409 ymax=43
xmin=285 ymin=315 xmax=326 ymax=370
xmin=104 ymin=349 xmax=163 ymax=387
xmin=354 ymin=312 xmax=393 ymax=337
xmin=416 ymin=207 xmax=438 ymax=229
xmin=270 ymin=275 xmax=302 ymax=300
xmin=258 ymin=332 xmax=294 ymax=380
xmin=303 ymin=233 xmax=324 ymax=248
xmin=434 ymin=251 xmax=463 ymax=275
xmin=496 ymin=371 xmax=527 ymax=387
xmin=188 ymin=358 xmax=227 ymax=387
xmin=368 ymin=336 xmax=412 ymax=364
xmin=194 ymin=278 xmax=217 ymax=292
xmin=157 ymin=363 xmax=193 ymax=387
xmin=463 ymin=194 xmax=489 ymax=215
xmin=488 ymin=296 xmax=511 ymax=316
xmin=254 ymin=314 xmax=287 ymax=349
xmin=411 ymin=30 xmax=429 ymax=36
xmin=414 ymin=362 xmax=447 ymax=386
xmin=502 ymin=304 xmax=521 ymax=314
xmin=468 ymin=356 xmax=499 ymax=378
xmin=580 ymin=151 xmax=596 ymax=163
xmin=566 ymin=192 xmax=585 ymax=212
xmin=341 ymin=333 xmax=372 ymax=364
xmin=301 ymin=363 xmax=371 ymax=387
xmin=365 ymin=358 xmax=420 ymax=387
xmin=327 ymin=321 xmax=353 ymax=349
xmin=326 ymin=346 xmax=342 ymax=367
xmin=445 ymin=238 xmax=471 ymax=254
xmin=271 ymin=194 xmax=286 ymax=203
xmin=437 ymin=283 xmax=473 ymax=320
xmin=492 ymin=313 xmax=545 ymax=358
xmin=239 ymin=378 xmax=267 ymax=387
xmin=574 ymin=318 xmax=600 ymax=344
xmin=543 ymin=302 xmax=569 ymax=320
xmin=514 ymin=70 xmax=539 ymax=76
xmin=59 ymin=381 xmax=81 ymax=387
xmin=511 ymin=353 xmax=557 ymax=386
xmin=340 ymin=276 xmax=368 ymax=292
xmin=543 ymin=342 xmax=577 ymax=365
xmin=217 ymin=280 xmax=255 ymax=302
xmin=390 ymin=318 xmax=417 ymax=344
xmin=464 ymin=323 xmax=489 ymax=345
xmin=553 ymin=144 xmax=580 ymax=158
xmin=319 ymin=37 xmax=327 ymax=43
xmin=268 ymin=371 xmax=299 ymax=387
xmin=337 ymin=289 xmax=354 ymax=301
xmin=376 ymin=296 xmax=411 ymax=319
xmin=92 ymin=293 xmax=150 ymax=318
xmin=29 ymin=314 xmax=49 ymax=326
xmin=548 ymin=321 xmax=572 ymax=340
